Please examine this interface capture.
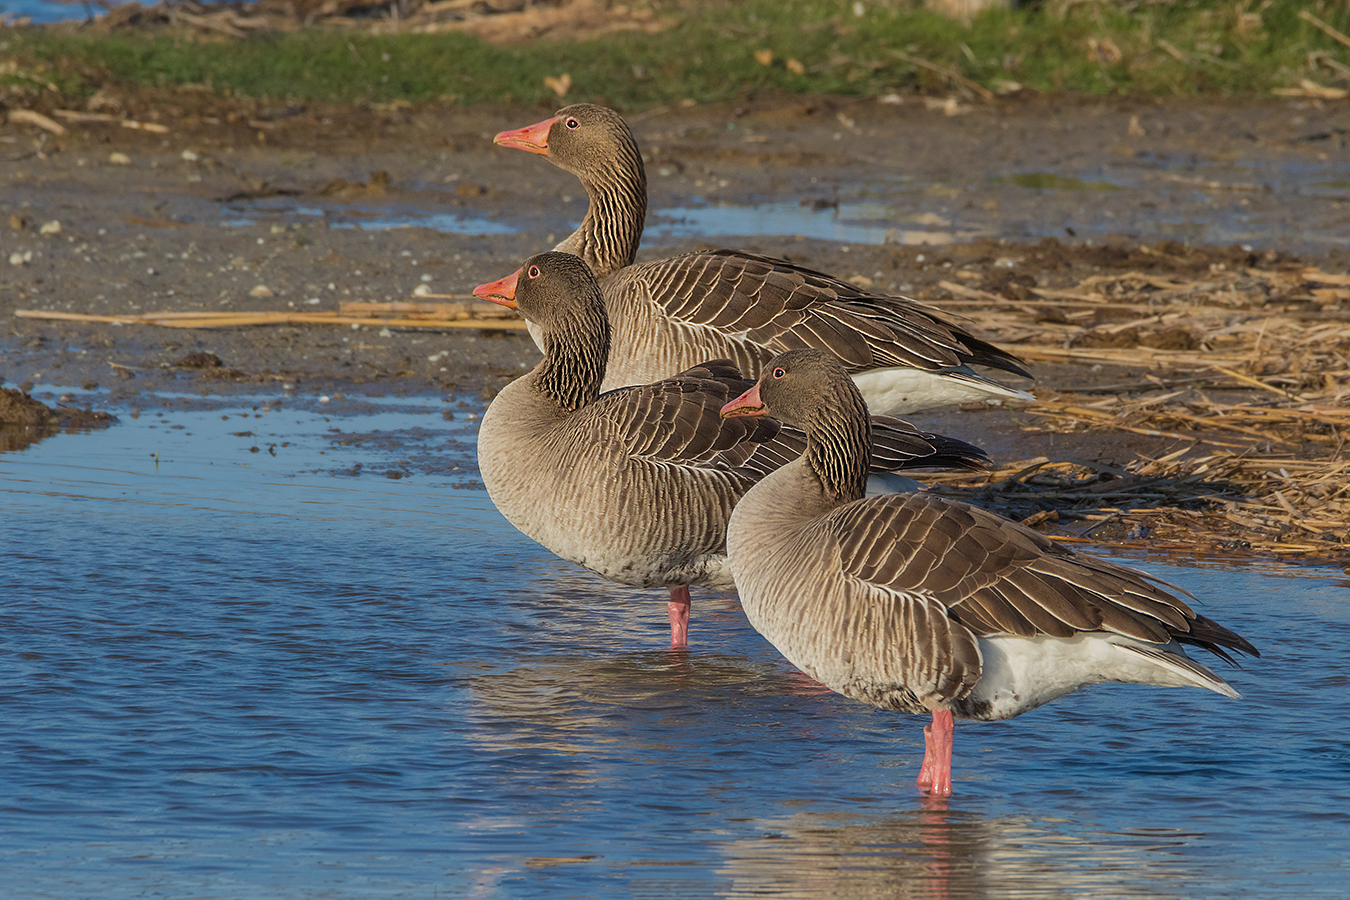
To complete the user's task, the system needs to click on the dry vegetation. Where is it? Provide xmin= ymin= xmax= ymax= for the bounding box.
xmin=925 ymin=252 xmax=1350 ymax=565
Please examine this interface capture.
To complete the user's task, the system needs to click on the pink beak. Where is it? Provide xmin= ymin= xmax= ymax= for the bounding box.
xmin=473 ymin=269 xmax=521 ymax=308
xmin=493 ymin=116 xmax=558 ymax=156
xmin=721 ymin=382 xmax=766 ymax=418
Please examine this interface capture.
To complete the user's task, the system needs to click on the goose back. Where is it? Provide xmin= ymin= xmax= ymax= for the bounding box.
xmin=495 ymin=104 xmax=1034 ymax=415
xmin=598 ymin=253 xmax=1032 ymax=412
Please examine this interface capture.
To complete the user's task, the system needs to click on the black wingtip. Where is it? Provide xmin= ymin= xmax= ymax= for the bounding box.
xmin=867 ymin=416 xmax=991 ymax=474
xmin=964 ymin=336 xmax=1035 ymax=382
xmin=924 ymin=435 xmax=993 ymax=472
xmin=1182 ymin=613 xmax=1261 ymax=666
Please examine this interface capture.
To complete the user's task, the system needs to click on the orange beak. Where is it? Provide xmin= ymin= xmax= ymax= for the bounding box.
xmin=493 ymin=116 xmax=558 ymax=156
xmin=473 ymin=269 xmax=520 ymax=309
xmin=720 ymin=382 xmax=766 ymax=418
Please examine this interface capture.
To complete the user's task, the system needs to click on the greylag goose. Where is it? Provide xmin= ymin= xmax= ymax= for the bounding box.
xmin=720 ymin=349 xmax=1258 ymax=795
xmin=473 ymin=252 xmax=990 ymax=650
xmin=492 ymin=104 xmax=1033 ymax=415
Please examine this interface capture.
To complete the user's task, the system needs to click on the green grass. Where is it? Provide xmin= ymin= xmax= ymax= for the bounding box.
xmin=2 ymin=0 xmax=1348 ymax=107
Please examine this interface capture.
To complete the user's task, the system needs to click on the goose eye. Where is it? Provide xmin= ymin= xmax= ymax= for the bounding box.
xmin=772 ymin=367 xmax=786 ymax=379
xmin=565 ymin=117 xmax=579 ymax=129
xmin=528 ymin=265 xmax=541 ymax=278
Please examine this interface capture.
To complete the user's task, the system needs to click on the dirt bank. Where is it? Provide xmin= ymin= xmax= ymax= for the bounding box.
xmin=3 ymin=93 xmax=1348 ymax=565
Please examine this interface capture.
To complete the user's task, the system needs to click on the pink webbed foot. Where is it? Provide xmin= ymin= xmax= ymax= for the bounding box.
xmin=916 ymin=709 xmax=955 ymax=796
xmin=667 ymin=585 xmax=691 ymax=650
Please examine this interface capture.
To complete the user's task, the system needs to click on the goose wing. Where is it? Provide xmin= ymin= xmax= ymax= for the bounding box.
xmin=828 ymin=492 xmax=1258 ymax=662
xmin=588 ymin=362 xmax=988 ymax=488
xmin=589 ymin=360 xmax=783 ymax=474
xmin=626 ymin=249 xmax=1030 ymax=377
xmin=867 ymin=416 xmax=990 ymax=474
xmin=593 ymin=362 xmax=990 ymax=480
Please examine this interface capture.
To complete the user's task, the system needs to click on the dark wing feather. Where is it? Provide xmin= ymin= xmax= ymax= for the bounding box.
xmin=868 ymin=415 xmax=989 ymax=473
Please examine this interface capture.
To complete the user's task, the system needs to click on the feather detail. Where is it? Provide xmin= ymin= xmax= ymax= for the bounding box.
xmin=724 ymin=349 xmax=1258 ymax=796
xmin=504 ymin=103 xmax=1032 ymax=416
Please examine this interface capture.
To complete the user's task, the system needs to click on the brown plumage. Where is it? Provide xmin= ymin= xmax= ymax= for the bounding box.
xmin=721 ymin=349 xmax=1258 ymax=795
xmin=493 ymin=104 xmax=1034 ymax=415
xmin=474 ymin=253 xmax=990 ymax=650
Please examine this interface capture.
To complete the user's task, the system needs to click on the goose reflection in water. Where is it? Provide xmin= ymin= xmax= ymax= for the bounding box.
xmin=718 ymin=805 xmax=1200 ymax=899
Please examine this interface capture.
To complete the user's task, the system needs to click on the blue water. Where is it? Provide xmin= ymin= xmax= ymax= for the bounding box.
xmin=649 ymin=200 xmax=978 ymax=246
xmin=3 ymin=390 xmax=1349 ymax=898
xmin=645 ymin=156 xmax=1350 ymax=252
xmin=1 ymin=0 xmax=99 ymax=23
xmin=220 ymin=199 xmax=521 ymax=236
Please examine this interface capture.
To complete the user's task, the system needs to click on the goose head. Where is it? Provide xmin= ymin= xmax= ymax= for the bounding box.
xmin=474 ymin=252 xmax=611 ymax=409
xmin=722 ymin=350 xmax=874 ymax=499
xmin=494 ymin=104 xmax=647 ymax=277
xmin=494 ymin=103 xmax=640 ymax=178
xmin=475 ymin=251 xmax=607 ymax=336
xmin=721 ymin=350 xmax=871 ymax=433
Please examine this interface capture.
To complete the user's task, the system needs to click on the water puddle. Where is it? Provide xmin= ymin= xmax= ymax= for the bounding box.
xmin=649 ymin=200 xmax=981 ymax=245
xmin=193 ymin=147 xmax=1350 ymax=252
xmin=3 ymin=390 xmax=1347 ymax=898
xmin=647 ymin=151 xmax=1349 ymax=251
xmin=2 ymin=0 xmax=84 ymax=21
xmin=219 ymin=198 xmax=520 ymax=235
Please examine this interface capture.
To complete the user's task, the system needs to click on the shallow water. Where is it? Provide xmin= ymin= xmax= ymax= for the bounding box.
xmin=213 ymin=144 xmax=1350 ymax=254
xmin=649 ymin=199 xmax=973 ymax=246
xmin=2 ymin=0 xmax=87 ymax=23
xmin=3 ymin=391 xmax=1348 ymax=898
xmin=220 ymin=198 xmax=522 ymax=236
xmin=646 ymin=150 xmax=1350 ymax=252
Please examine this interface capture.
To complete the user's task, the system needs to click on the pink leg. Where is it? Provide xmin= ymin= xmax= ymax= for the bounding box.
xmin=784 ymin=669 xmax=836 ymax=697
xmin=667 ymin=585 xmax=691 ymax=650
xmin=916 ymin=709 xmax=955 ymax=796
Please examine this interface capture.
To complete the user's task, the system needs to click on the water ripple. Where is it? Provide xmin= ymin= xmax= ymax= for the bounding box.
xmin=2 ymin=391 xmax=1347 ymax=898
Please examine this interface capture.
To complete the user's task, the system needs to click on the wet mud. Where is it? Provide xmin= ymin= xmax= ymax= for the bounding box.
xmin=3 ymin=92 xmax=1348 ymax=562
xmin=4 ymin=93 xmax=1346 ymax=394
xmin=0 ymin=384 xmax=117 ymax=452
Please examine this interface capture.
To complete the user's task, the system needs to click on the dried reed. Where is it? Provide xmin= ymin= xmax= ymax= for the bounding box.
xmin=932 ymin=262 xmax=1349 ymax=565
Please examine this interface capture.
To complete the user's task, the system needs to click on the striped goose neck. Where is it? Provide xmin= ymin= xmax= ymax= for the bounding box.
xmin=555 ymin=139 xmax=646 ymax=279
xmin=534 ymin=296 xmax=611 ymax=413
xmin=803 ymin=389 xmax=872 ymax=503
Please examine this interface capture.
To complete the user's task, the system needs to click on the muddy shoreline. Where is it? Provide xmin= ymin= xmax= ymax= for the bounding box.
xmin=3 ymin=93 xmax=1348 ymax=566
xmin=4 ymin=93 xmax=1347 ymax=395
